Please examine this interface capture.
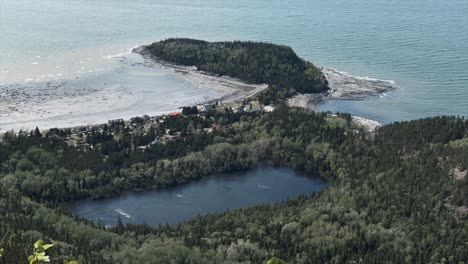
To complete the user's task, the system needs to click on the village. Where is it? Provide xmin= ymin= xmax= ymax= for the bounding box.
xmin=36 ymin=99 xmax=276 ymax=151
xmin=1 ymin=94 xmax=379 ymax=153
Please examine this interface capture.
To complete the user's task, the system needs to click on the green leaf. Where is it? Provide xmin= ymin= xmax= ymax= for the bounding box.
xmin=37 ymin=254 xmax=50 ymax=262
xmin=42 ymin=244 xmax=54 ymax=250
xmin=267 ymin=257 xmax=287 ymax=264
xmin=28 ymin=255 xmax=36 ymax=264
xmin=34 ymin=240 xmax=44 ymax=249
xmin=0 ymin=248 xmax=4 ymax=257
xmin=64 ymin=261 xmax=79 ymax=264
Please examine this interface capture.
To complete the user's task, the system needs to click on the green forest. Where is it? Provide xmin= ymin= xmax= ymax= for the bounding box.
xmin=144 ymin=39 xmax=329 ymax=104
xmin=0 ymin=104 xmax=467 ymax=263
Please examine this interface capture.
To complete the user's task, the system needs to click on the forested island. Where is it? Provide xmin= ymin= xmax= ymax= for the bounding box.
xmin=138 ymin=39 xmax=329 ymax=104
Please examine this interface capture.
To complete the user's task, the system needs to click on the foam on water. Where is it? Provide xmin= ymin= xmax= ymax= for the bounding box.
xmin=115 ymin=209 xmax=132 ymax=219
xmin=103 ymin=46 xmax=141 ymax=59
xmin=325 ymin=68 xmax=397 ymax=85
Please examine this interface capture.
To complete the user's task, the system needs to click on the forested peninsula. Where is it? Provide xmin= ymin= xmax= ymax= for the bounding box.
xmin=138 ymin=38 xmax=329 ymax=104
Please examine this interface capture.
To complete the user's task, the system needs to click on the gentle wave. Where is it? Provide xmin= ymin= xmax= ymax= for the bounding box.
xmin=324 ymin=67 xmax=397 ymax=86
xmin=103 ymin=46 xmax=140 ymax=59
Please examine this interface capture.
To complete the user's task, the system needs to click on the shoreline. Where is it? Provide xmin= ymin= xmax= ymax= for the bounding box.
xmin=0 ymin=45 xmax=394 ymax=134
xmin=288 ymin=94 xmax=383 ymax=132
xmin=288 ymin=67 xmax=397 ymax=108
xmin=322 ymin=67 xmax=397 ymax=100
xmin=133 ymin=45 xmax=269 ymax=103
xmin=0 ymin=48 xmax=268 ymax=133
xmin=288 ymin=66 xmax=397 ymax=128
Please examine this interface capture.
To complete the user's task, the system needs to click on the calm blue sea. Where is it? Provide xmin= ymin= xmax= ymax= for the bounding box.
xmin=1 ymin=0 xmax=467 ymax=123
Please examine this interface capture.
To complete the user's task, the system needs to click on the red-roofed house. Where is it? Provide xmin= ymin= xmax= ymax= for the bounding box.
xmin=212 ymin=124 xmax=222 ymax=130
xmin=168 ymin=112 xmax=182 ymax=117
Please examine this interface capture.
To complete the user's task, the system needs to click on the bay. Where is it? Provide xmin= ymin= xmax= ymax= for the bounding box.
xmin=1 ymin=0 xmax=467 ymax=123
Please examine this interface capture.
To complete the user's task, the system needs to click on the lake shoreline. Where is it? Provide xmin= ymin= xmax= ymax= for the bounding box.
xmin=70 ymin=166 xmax=327 ymax=227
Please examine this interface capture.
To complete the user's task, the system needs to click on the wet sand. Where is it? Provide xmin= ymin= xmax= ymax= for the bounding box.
xmin=1 ymin=48 xmax=394 ymax=133
xmin=0 ymin=51 xmax=267 ymax=133
xmin=133 ymin=46 xmax=268 ymax=102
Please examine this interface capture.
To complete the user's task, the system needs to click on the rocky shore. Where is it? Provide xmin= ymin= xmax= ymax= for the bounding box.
xmin=322 ymin=67 xmax=397 ymax=100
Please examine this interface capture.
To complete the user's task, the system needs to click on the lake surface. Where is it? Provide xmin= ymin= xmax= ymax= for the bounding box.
xmin=70 ymin=167 xmax=326 ymax=226
xmin=1 ymin=0 xmax=467 ymax=124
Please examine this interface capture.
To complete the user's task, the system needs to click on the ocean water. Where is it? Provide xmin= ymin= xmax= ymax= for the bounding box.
xmin=1 ymin=0 xmax=467 ymax=123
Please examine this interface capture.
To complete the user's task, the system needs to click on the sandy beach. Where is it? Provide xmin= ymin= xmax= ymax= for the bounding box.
xmin=133 ymin=46 xmax=269 ymax=103
xmin=0 ymin=47 xmax=393 ymax=133
xmin=0 ymin=51 xmax=267 ymax=133
xmin=167 ymin=64 xmax=268 ymax=103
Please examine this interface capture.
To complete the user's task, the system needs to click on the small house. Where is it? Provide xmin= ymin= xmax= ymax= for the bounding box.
xmin=203 ymin=104 xmax=214 ymax=112
xmin=168 ymin=111 xmax=182 ymax=117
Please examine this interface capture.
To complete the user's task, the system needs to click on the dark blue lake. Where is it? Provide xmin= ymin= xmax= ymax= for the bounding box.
xmin=70 ymin=166 xmax=326 ymax=226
